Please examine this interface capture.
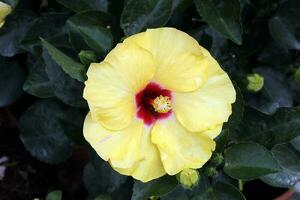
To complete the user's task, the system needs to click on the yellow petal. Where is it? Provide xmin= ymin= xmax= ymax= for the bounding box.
xmin=151 ymin=116 xmax=216 ymax=175
xmin=0 ymin=2 xmax=11 ymax=27
xmin=88 ymin=98 xmax=134 ymax=131
xmin=84 ymin=43 xmax=155 ymax=130
xmin=83 ymin=113 xmax=166 ymax=182
xmin=124 ymin=27 xmax=207 ymax=92
xmin=173 ymin=56 xmax=236 ymax=137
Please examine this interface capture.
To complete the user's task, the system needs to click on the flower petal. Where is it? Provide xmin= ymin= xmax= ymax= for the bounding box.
xmin=84 ymin=43 xmax=156 ymax=130
xmin=83 ymin=113 xmax=165 ymax=182
xmin=0 ymin=2 xmax=12 ymax=28
xmin=173 ymin=56 xmax=236 ymax=137
xmin=151 ymin=116 xmax=216 ymax=175
xmin=124 ymin=27 xmax=207 ymax=92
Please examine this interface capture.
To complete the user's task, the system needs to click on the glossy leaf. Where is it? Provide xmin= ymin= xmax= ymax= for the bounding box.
xmin=43 ymin=49 xmax=86 ymax=108
xmin=249 ymin=67 xmax=293 ymax=114
xmin=19 ymin=100 xmax=76 ymax=164
xmin=233 ymin=107 xmax=300 ymax=148
xmin=224 ymin=142 xmax=280 ymax=180
xmin=194 ymin=0 xmax=243 ymax=45
xmin=132 ymin=176 xmax=178 ymax=200
xmin=83 ymin=160 xmax=127 ymax=198
xmin=269 ymin=0 xmax=300 ymax=49
xmin=67 ymin=11 xmax=114 ymax=55
xmin=192 ymin=182 xmax=245 ymax=200
xmin=261 ymin=144 xmax=300 ymax=188
xmin=121 ymin=0 xmax=173 ymax=35
xmin=41 ymin=38 xmax=87 ymax=82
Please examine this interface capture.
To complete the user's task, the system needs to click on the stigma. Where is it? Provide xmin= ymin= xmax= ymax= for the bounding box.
xmin=152 ymin=95 xmax=172 ymax=113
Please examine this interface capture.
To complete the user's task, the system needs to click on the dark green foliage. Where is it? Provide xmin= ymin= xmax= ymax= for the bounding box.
xmin=1 ymin=0 xmax=300 ymax=198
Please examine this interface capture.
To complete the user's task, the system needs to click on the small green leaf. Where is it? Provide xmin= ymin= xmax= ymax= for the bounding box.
xmin=269 ymin=0 xmax=300 ymax=50
xmin=0 ymin=57 xmax=25 ymax=107
xmin=19 ymin=100 xmax=76 ymax=164
xmin=56 ymin=0 xmax=108 ymax=13
xmin=224 ymin=142 xmax=281 ymax=180
xmin=41 ymin=38 xmax=86 ymax=82
xmin=132 ymin=176 xmax=177 ymax=200
xmin=194 ymin=0 xmax=243 ymax=45
xmin=45 ymin=190 xmax=62 ymax=200
xmin=23 ymin=57 xmax=54 ymax=98
xmin=192 ymin=182 xmax=245 ymax=200
xmin=261 ymin=144 xmax=300 ymax=188
xmin=43 ymin=48 xmax=86 ymax=107
xmin=121 ymin=0 xmax=173 ymax=35
xmin=67 ymin=11 xmax=114 ymax=55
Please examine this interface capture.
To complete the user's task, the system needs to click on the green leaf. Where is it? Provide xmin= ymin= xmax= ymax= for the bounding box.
xmin=23 ymin=57 xmax=54 ymax=98
xmin=132 ymin=176 xmax=177 ymax=200
xmin=22 ymin=13 xmax=68 ymax=56
xmin=224 ymin=142 xmax=280 ymax=180
xmin=120 ymin=0 xmax=173 ymax=36
xmin=45 ymin=190 xmax=62 ymax=200
xmin=291 ymin=135 xmax=300 ymax=152
xmin=94 ymin=194 xmax=112 ymax=200
xmin=0 ymin=57 xmax=25 ymax=107
xmin=43 ymin=48 xmax=86 ymax=107
xmin=67 ymin=11 xmax=114 ymax=55
xmin=258 ymin=42 xmax=294 ymax=66
xmin=0 ymin=10 xmax=34 ymax=57
xmin=19 ymin=99 xmax=77 ymax=164
xmin=56 ymin=0 xmax=108 ymax=13
xmin=194 ymin=0 xmax=243 ymax=45
xmin=161 ymin=186 xmax=189 ymax=200
xmin=232 ymin=107 xmax=300 ymax=148
xmin=261 ymin=144 xmax=300 ymax=188
xmin=192 ymin=182 xmax=245 ymax=200
xmin=83 ymin=161 xmax=127 ymax=198
xmin=41 ymin=38 xmax=86 ymax=82
xmin=249 ymin=67 xmax=293 ymax=114
xmin=269 ymin=0 xmax=300 ymax=50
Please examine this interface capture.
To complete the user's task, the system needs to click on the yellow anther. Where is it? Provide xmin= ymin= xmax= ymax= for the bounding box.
xmin=152 ymin=95 xmax=172 ymax=113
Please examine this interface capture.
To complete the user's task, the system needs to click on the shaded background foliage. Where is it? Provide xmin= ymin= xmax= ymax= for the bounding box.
xmin=0 ymin=0 xmax=300 ymax=199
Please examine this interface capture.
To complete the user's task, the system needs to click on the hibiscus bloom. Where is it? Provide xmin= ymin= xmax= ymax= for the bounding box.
xmin=0 ymin=1 xmax=11 ymax=28
xmin=83 ymin=28 xmax=236 ymax=182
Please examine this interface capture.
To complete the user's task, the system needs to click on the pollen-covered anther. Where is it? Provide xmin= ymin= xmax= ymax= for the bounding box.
xmin=152 ymin=95 xmax=172 ymax=113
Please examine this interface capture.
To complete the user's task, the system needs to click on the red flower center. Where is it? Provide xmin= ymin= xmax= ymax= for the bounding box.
xmin=135 ymin=82 xmax=172 ymax=126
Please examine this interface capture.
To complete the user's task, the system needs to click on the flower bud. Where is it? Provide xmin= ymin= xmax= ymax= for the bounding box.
xmin=294 ymin=67 xmax=300 ymax=84
xmin=78 ymin=50 xmax=98 ymax=65
xmin=204 ymin=166 xmax=218 ymax=177
xmin=210 ymin=153 xmax=224 ymax=166
xmin=0 ymin=1 xmax=12 ymax=28
xmin=176 ymin=168 xmax=200 ymax=189
xmin=246 ymin=73 xmax=264 ymax=92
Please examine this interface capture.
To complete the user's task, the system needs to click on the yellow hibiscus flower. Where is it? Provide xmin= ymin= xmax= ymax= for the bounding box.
xmin=83 ymin=28 xmax=236 ymax=182
xmin=0 ymin=1 xmax=12 ymax=28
